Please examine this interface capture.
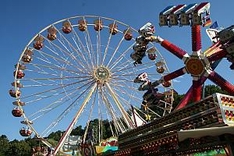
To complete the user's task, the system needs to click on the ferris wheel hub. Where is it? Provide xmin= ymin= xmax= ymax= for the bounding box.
xmin=93 ymin=66 xmax=111 ymax=84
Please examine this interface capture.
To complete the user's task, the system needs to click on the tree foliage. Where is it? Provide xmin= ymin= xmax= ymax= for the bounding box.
xmin=0 ymin=135 xmax=9 ymax=156
xmin=4 ymin=139 xmax=31 ymax=156
xmin=47 ymin=130 xmax=63 ymax=142
xmin=204 ymin=84 xmax=229 ymax=97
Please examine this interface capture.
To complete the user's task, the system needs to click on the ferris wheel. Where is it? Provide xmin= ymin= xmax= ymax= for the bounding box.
xmin=9 ymin=15 xmax=173 ymax=154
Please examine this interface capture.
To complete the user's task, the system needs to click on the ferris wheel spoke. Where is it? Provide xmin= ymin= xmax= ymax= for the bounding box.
xmin=26 ymin=62 xmax=90 ymax=76
xmin=111 ymin=59 xmax=134 ymax=73
xmin=99 ymin=92 xmax=123 ymax=134
xmin=55 ymin=37 xmax=91 ymax=73
xmin=24 ymin=66 xmax=89 ymax=79
xmin=82 ymin=88 xmax=98 ymax=142
xmin=112 ymin=62 xmax=155 ymax=77
xmin=101 ymin=94 xmax=127 ymax=133
xmin=101 ymin=21 xmax=116 ymax=66
xmin=111 ymin=78 xmax=134 ymax=84
xmin=28 ymin=92 xmax=76 ymax=121
xmin=22 ymin=75 xmax=91 ymax=82
xmin=111 ymin=73 xmax=136 ymax=81
xmin=113 ymin=89 xmax=141 ymax=109
xmin=83 ymin=24 xmax=96 ymax=69
xmin=23 ymin=63 xmax=91 ymax=80
xmin=102 ymin=88 xmax=130 ymax=120
xmin=39 ymin=34 xmax=90 ymax=72
xmin=42 ymin=81 xmax=97 ymax=137
xmin=47 ymin=30 xmax=78 ymax=59
xmin=20 ymin=77 xmax=94 ymax=102
xmin=112 ymin=77 xmax=171 ymax=119
xmin=111 ymin=76 xmax=141 ymax=94
xmin=22 ymin=82 xmax=95 ymax=112
xmin=27 ymin=79 xmax=96 ymax=124
xmin=33 ymin=48 xmax=71 ymax=67
xmin=20 ymin=77 xmax=92 ymax=90
xmin=96 ymin=23 xmax=102 ymax=66
xmin=105 ymin=83 xmax=135 ymax=129
xmin=70 ymin=26 xmax=94 ymax=71
xmin=109 ymin=42 xmax=135 ymax=70
xmin=106 ymin=34 xmax=125 ymax=67
xmin=55 ymin=23 xmax=95 ymax=72
xmin=31 ymin=48 xmax=89 ymax=74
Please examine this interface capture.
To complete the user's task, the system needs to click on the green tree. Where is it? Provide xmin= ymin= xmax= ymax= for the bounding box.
xmin=48 ymin=130 xmax=63 ymax=141
xmin=5 ymin=139 xmax=31 ymax=156
xmin=71 ymin=125 xmax=84 ymax=136
xmin=102 ymin=119 xmax=113 ymax=139
xmin=203 ymin=84 xmax=229 ymax=97
xmin=172 ymin=93 xmax=185 ymax=109
xmin=0 ymin=135 xmax=9 ymax=156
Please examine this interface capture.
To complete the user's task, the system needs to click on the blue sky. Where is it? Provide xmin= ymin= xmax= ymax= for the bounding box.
xmin=1 ymin=0 xmax=234 ymax=141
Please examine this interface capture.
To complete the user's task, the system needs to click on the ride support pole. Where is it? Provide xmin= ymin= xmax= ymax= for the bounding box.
xmin=192 ymin=25 xmax=201 ymax=52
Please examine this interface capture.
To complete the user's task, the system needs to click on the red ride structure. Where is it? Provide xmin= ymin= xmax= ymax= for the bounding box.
xmin=146 ymin=2 xmax=234 ymax=110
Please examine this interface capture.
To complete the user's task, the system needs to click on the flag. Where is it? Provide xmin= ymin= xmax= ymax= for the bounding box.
xmin=210 ymin=21 xmax=219 ymax=29
xmin=203 ymin=17 xmax=212 ymax=27
xmin=131 ymin=105 xmax=146 ymax=127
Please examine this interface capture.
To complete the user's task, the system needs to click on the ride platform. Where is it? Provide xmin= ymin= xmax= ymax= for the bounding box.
xmin=105 ymin=93 xmax=234 ymax=156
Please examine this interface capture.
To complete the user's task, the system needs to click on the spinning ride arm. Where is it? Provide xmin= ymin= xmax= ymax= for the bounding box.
xmin=208 ymin=71 xmax=234 ymax=95
xmin=204 ymin=41 xmax=228 ymax=62
xmin=151 ymin=36 xmax=188 ymax=59
xmin=163 ymin=67 xmax=187 ymax=82
xmin=208 ymin=49 xmax=227 ymax=62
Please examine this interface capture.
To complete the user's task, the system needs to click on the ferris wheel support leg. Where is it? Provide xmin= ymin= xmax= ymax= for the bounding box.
xmin=53 ymin=83 xmax=97 ymax=156
xmin=191 ymin=25 xmax=202 ymax=52
xmin=106 ymin=83 xmax=135 ymax=129
xmin=208 ymin=71 xmax=234 ymax=95
xmin=160 ymin=39 xmax=188 ymax=59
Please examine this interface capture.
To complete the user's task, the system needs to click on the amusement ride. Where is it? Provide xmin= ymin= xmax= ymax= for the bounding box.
xmin=9 ymin=2 xmax=234 ymax=156
xmin=9 ymin=15 xmax=173 ymax=155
